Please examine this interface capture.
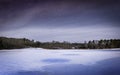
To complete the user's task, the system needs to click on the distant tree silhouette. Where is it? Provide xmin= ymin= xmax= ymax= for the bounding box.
xmin=0 ymin=37 xmax=120 ymax=49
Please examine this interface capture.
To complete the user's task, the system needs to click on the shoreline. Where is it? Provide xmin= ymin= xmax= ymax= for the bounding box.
xmin=0 ymin=48 xmax=120 ymax=51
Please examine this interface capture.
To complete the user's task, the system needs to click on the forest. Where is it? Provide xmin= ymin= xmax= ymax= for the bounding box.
xmin=0 ymin=37 xmax=120 ymax=50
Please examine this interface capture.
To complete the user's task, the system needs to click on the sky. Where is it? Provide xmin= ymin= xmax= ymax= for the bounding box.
xmin=0 ymin=0 xmax=120 ymax=42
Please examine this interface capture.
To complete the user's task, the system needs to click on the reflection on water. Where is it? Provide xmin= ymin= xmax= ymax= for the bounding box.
xmin=0 ymin=48 xmax=120 ymax=75
xmin=42 ymin=58 xmax=70 ymax=63
xmin=13 ymin=71 xmax=49 ymax=75
xmin=62 ymin=54 xmax=80 ymax=56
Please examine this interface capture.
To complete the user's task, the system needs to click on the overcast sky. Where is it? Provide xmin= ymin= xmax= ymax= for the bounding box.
xmin=0 ymin=0 xmax=120 ymax=42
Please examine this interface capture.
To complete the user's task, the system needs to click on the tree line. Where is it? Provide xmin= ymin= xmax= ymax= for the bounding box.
xmin=0 ymin=37 xmax=120 ymax=50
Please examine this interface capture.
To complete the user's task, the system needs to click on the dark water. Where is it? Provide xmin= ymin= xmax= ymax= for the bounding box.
xmin=0 ymin=48 xmax=120 ymax=75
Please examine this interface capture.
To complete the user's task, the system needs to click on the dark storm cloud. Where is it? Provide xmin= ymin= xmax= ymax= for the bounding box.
xmin=0 ymin=0 xmax=120 ymax=29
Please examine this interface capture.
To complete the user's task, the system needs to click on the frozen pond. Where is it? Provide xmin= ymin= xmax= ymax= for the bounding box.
xmin=0 ymin=48 xmax=120 ymax=75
